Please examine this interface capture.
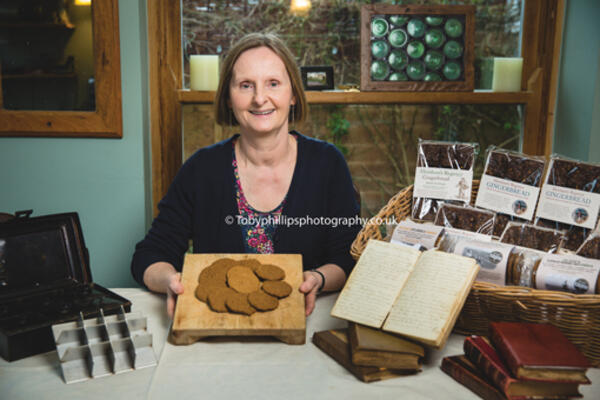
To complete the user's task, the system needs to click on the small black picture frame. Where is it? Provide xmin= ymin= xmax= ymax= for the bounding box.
xmin=301 ymin=66 xmax=334 ymax=91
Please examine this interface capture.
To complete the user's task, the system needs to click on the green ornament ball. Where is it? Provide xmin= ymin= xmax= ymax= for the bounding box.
xmin=443 ymin=61 xmax=462 ymax=80
xmin=406 ymin=61 xmax=426 ymax=80
xmin=371 ymin=60 xmax=389 ymax=80
xmin=407 ymin=19 xmax=426 ymax=38
xmin=444 ymin=18 xmax=463 ymax=38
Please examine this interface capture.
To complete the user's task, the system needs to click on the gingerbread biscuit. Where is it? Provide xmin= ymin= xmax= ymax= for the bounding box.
xmin=227 ymin=266 xmax=260 ymax=293
xmin=248 ymin=290 xmax=279 ymax=311
xmin=225 ymin=292 xmax=256 ymax=315
xmin=196 ymin=262 xmax=232 ymax=302
xmin=199 ymin=266 xmax=226 ymax=287
xmin=207 ymin=287 xmax=237 ymax=312
xmin=262 ymin=280 xmax=292 ymax=298
xmin=198 ymin=266 xmax=210 ymax=283
xmin=198 ymin=269 xmax=221 ymax=286
xmin=196 ymin=274 xmax=229 ymax=300
xmin=255 ymin=264 xmax=285 ymax=281
xmin=209 ymin=260 xmax=239 ymax=285
xmin=198 ymin=258 xmax=236 ymax=283
xmin=195 ymin=284 xmax=211 ymax=303
xmin=236 ymin=258 xmax=262 ymax=272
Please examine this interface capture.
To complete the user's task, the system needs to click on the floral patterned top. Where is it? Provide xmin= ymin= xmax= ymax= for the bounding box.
xmin=232 ymin=142 xmax=286 ymax=254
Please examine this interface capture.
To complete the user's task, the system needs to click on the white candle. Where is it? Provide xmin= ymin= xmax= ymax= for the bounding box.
xmin=189 ymin=55 xmax=219 ymax=91
xmin=492 ymin=57 xmax=523 ymax=92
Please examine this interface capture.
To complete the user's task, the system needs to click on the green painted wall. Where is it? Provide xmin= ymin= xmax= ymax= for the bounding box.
xmin=554 ymin=0 xmax=600 ymax=161
xmin=587 ymin=50 xmax=600 ymax=163
xmin=0 ymin=0 xmax=150 ymax=287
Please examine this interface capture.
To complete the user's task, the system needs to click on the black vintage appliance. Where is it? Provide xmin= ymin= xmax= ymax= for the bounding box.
xmin=0 ymin=211 xmax=131 ymax=361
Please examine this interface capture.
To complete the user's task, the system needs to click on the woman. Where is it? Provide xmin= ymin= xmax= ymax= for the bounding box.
xmin=131 ymin=33 xmax=361 ymax=317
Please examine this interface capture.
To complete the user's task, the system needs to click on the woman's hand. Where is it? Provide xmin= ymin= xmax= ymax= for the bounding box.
xmin=166 ymin=272 xmax=184 ymax=318
xmin=143 ymin=261 xmax=184 ymax=319
xmin=298 ymin=264 xmax=347 ymax=316
xmin=299 ymin=270 xmax=323 ymax=316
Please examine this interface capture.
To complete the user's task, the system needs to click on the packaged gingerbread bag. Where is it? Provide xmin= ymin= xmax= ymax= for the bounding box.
xmin=576 ymin=228 xmax=600 ymax=260
xmin=499 ymin=221 xmax=565 ymax=253
xmin=534 ymin=155 xmax=600 ymax=251
xmin=412 ymin=139 xmax=477 ymax=221
xmin=433 ymin=203 xmax=495 ymax=235
xmin=474 ymin=147 xmax=547 ymax=237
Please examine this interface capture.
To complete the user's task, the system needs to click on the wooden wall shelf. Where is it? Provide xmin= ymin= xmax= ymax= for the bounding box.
xmin=178 ymin=89 xmax=532 ymax=105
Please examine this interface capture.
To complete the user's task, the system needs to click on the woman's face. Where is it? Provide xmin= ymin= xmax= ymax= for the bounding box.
xmin=229 ymin=46 xmax=296 ymax=137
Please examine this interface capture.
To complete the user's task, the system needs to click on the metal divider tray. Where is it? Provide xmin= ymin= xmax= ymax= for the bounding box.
xmin=51 ymin=306 xmax=157 ymax=384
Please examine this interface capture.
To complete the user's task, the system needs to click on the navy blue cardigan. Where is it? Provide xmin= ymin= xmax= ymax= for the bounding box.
xmin=131 ymin=132 xmax=362 ymax=287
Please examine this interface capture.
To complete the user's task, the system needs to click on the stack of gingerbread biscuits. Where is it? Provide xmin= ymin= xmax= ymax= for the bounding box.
xmin=195 ymin=258 xmax=292 ymax=315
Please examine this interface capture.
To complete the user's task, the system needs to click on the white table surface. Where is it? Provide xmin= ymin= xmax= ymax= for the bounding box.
xmin=0 ymin=288 xmax=598 ymax=400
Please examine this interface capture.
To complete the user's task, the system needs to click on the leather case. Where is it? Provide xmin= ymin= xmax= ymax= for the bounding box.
xmin=0 ymin=211 xmax=131 ymax=361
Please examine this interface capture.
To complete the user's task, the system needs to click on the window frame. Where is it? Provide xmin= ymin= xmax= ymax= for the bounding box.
xmin=147 ymin=0 xmax=564 ymax=214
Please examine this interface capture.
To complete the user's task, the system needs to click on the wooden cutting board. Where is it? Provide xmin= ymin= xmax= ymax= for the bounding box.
xmin=170 ymin=253 xmax=306 ymax=345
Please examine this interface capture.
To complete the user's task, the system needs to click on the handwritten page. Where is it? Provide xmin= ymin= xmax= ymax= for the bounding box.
xmin=382 ymin=250 xmax=478 ymax=348
xmin=330 ymin=240 xmax=421 ymax=328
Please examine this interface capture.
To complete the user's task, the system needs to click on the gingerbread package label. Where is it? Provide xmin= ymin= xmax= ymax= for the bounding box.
xmin=443 ymin=227 xmax=493 ymax=242
xmin=475 ymin=174 xmax=540 ymax=220
xmin=413 ymin=167 xmax=473 ymax=202
xmin=453 ymin=239 xmax=513 ymax=285
xmin=536 ymin=184 xmax=600 ymax=230
xmin=391 ymin=220 xmax=444 ymax=250
xmin=535 ymin=254 xmax=600 ymax=294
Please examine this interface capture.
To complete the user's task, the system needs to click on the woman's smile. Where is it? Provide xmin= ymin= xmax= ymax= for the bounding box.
xmin=250 ymin=109 xmax=275 ymax=116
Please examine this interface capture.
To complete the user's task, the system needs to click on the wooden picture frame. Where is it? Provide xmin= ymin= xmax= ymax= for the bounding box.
xmin=360 ymin=4 xmax=474 ymax=92
xmin=301 ymin=66 xmax=334 ymax=91
xmin=0 ymin=0 xmax=122 ymax=138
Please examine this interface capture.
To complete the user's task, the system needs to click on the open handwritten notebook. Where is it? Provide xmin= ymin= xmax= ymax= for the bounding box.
xmin=331 ymin=240 xmax=479 ymax=348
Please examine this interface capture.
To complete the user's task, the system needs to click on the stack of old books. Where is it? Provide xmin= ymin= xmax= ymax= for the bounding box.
xmin=312 ymin=240 xmax=481 ymax=382
xmin=312 ymin=240 xmax=482 ymax=382
xmin=442 ymin=322 xmax=591 ymax=400
xmin=312 ymin=322 xmax=425 ymax=383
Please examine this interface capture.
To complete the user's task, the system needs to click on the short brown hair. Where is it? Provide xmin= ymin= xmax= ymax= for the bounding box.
xmin=214 ymin=33 xmax=308 ymax=127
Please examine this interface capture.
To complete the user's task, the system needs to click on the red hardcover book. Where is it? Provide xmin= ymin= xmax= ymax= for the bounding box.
xmin=441 ymin=355 xmax=507 ymax=400
xmin=464 ymin=336 xmax=583 ymax=400
xmin=489 ymin=322 xmax=590 ymax=383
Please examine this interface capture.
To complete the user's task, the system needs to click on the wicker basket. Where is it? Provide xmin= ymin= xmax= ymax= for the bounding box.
xmin=350 ymin=182 xmax=600 ymax=366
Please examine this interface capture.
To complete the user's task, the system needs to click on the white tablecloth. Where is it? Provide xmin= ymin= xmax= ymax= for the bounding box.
xmin=0 ymin=288 xmax=598 ymax=399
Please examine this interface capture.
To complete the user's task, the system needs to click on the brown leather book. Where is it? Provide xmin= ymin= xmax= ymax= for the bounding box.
xmin=489 ymin=322 xmax=591 ymax=382
xmin=312 ymin=329 xmax=416 ymax=383
xmin=464 ymin=335 xmax=583 ymax=400
xmin=347 ymin=322 xmax=424 ymax=370
xmin=441 ymin=355 xmax=507 ymax=400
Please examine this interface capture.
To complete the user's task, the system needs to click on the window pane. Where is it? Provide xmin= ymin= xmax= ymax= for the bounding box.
xmin=182 ymin=1 xmax=525 ymax=216
xmin=182 ymin=0 xmax=522 ymax=89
